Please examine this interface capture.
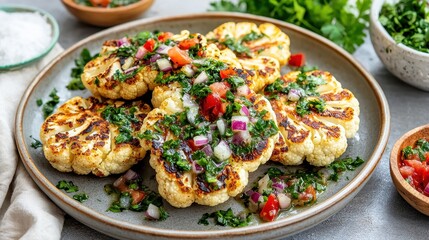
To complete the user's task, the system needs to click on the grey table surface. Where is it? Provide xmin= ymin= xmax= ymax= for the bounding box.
xmin=3 ymin=0 xmax=428 ymax=239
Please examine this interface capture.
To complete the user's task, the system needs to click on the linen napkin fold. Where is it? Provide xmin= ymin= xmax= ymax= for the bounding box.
xmin=0 ymin=44 xmax=65 ymax=240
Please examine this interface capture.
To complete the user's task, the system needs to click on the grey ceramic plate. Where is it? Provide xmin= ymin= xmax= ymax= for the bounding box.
xmin=0 ymin=5 xmax=59 ymax=71
xmin=15 ymin=13 xmax=390 ymax=239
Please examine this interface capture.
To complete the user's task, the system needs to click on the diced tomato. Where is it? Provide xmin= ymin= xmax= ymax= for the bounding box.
xmin=89 ymin=0 xmax=110 ymax=7
xmin=178 ymin=38 xmax=199 ymax=50
xmin=114 ymin=176 xmax=128 ymax=192
xmin=168 ymin=46 xmax=192 ymax=66
xmin=259 ymin=194 xmax=279 ymax=222
xmin=130 ymin=190 xmax=145 ymax=205
xmin=288 ymin=53 xmax=306 ymax=67
xmin=187 ymin=139 xmax=203 ymax=151
xmin=209 ymin=82 xmax=230 ymax=99
xmin=143 ymin=38 xmax=156 ymax=52
xmin=202 ymin=93 xmax=226 ymax=120
xmin=157 ymin=32 xmax=173 ymax=42
xmin=219 ymin=68 xmax=236 ymax=79
xmin=399 ymin=165 xmax=415 ymax=178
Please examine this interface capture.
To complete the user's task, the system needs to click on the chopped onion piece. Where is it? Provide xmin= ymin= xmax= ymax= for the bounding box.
xmin=239 ymin=105 xmax=250 ymax=116
xmin=232 ymin=131 xmax=251 ymax=145
xmin=113 ymin=176 xmax=124 ymax=188
xmin=182 ymin=64 xmax=195 ymax=77
xmin=216 ymin=119 xmax=226 ymax=135
xmin=122 ymin=57 xmax=134 ymax=70
xmin=258 ymin=174 xmax=270 ymax=194
xmin=117 ymin=37 xmax=130 ymax=47
xmin=213 ymin=140 xmax=231 ymax=161
xmin=277 ymin=193 xmax=291 ymax=209
xmin=201 ymin=144 xmax=213 ymax=157
xmin=123 ymin=169 xmax=138 ymax=181
xmin=272 ymin=182 xmax=285 ymax=192
xmin=194 ymin=71 xmax=208 ymax=84
xmin=192 ymin=161 xmax=204 ymax=174
xmin=193 ymin=135 xmax=209 ymax=146
xmin=135 ymin=46 xmax=148 ymax=59
xmin=248 ymin=198 xmax=259 ymax=213
xmin=250 ymin=191 xmax=262 ymax=203
xmin=145 ymin=204 xmax=160 ymax=220
xmin=237 ymin=85 xmax=250 ymax=97
xmin=156 ymin=58 xmax=173 ymax=72
xmin=156 ymin=44 xmax=171 ymax=55
xmin=182 ymin=94 xmax=198 ymax=108
xmin=288 ymin=88 xmax=302 ymax=102
xmin=150 ymin=54 xmax=162 ymax=63
xmin=192 ymin=59 xmax=206 ymax=65
xmin=231 ymin=116 xmax=249 ymax=132
xmin=124 ymin=66 xmax=138 ymax=74
xmin=187 ymin=107 xmax=199 ymax=124
xmin=119 ymin=195 xmax=131 ymax=208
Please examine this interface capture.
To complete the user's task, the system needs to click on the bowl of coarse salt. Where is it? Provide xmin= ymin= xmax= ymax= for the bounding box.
xmin=0 ymin=5 xmax=59 ymax=71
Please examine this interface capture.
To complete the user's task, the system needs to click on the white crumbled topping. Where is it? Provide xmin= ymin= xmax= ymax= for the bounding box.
xmin=0 ymin=11 xmax=52 ymax=66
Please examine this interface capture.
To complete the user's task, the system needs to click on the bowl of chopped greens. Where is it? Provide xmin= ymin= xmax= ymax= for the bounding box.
xmin=61 ymin=0 xmax=154 ymax=27
xmin=370 ymin=0 xmax=429 ymax=91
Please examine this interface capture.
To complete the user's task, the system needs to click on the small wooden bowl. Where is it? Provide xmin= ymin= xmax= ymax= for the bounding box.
xmin=61 ymin=0 xmax=154 ymax=27
xmin=390 ymin=124 xmax=429 ymax=216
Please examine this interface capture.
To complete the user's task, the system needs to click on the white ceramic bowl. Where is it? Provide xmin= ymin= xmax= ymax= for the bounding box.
xmin=370 ymin=0 xmax=429 ymax=91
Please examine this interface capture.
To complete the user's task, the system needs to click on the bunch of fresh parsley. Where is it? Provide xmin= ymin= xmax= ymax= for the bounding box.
xmin=209 ymin=0 xmax=372 ymax=53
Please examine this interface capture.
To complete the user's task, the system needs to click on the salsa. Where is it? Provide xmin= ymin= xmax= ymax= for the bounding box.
xmin=399 ymin=138 xmax=429 ymax=197
xmin=75 ymin=0 xmax=141 ymax=8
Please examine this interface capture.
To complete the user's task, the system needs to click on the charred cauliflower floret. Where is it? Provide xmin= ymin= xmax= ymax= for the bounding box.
xmin=140 ymin=63 xmax=279 ymax=208
xmin=81 ymin=31 xmax=208 ymax=100
xmin=265 ymin=70 xmax=359 ymax=166
xmin=206 ymin=22 xmax=291 ymax=65
xmin=40 ymin=96 xmax=151 ymax=176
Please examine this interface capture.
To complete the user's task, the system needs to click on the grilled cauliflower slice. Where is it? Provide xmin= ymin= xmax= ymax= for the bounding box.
xmin=266 ymin=70 xmax=359 ymax=166
xmin=206 ymin=22 xmax=291 ymax=65
xmin=40 ymin=96 xmax=151 ymax=176
xmin=140 ymin=76 xmax=278 ymax=207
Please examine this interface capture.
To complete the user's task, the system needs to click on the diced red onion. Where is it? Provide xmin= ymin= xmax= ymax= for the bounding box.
xmin=193 ymin=71 xmax=208 ymax=84
xmin=232 ymin=131 xmax=251 ymax=145
xmin=237 ymin=85 xmax=250 ymax=97
xmin=187 ymin=107 xmax=199 ymax=124
xmin=250 ymin=117 xmax=258 ymax=124
xmin=145 ymin=204 xmax=160 ymax=220
xmin=272 ymin=182 xmax=285 ymax=192
xmin=182 ymin=94 xmax=198 ymax=108
xmin=192 ymin=161 xmax=204 ymax=174
xmin=231 ymin=116 xmax=249 ymax=132
xmin=193 ymin=135 xmax=209 ymax=146
xmin=209 ymin=124 xmax=217 ymax=130
xmin=245 ymin=189 xmax=254 ymax=197
xmin=239 ymin=105 xmax=250 ymax=116
xmin=156 ymin=44 xmax=172 ymax=55
xmin=135 ymin=46 xmax=148 ymax=59
xmin=124 ymin=66 xmax=138 ymax=74
xmin=258 ymin=174 xmax=270 ymax=193
xmin=123 ymin=169 xmax=138 ymax=181
xmin=156 ymin=58 xmax=173 ymax=72
xmin=113 ymin=176 xmax=124 ymax=188
xmin=288 ymin=88 xmax=302 ymax=102
xmin=117 ymin=37 xmax=130 ymax=47
xmin=182 ymin=64 xmax=195 ymax=77
xmin=250 ymin=191 xmax=262 ymax=203
xmin=277 ymin=193 xmax=291 ymax=209
xmin=216 ymin=119 xmax=226 ymax=135
xmin=213 ymin=140 xmax=231 ymax=161
xmin=201 ymin=144 xmax=213 ymax=157
xmin=424 ymin=182 xmax=429 ymax=195
xmin=150 ymin=54 xmax=162 ymax=63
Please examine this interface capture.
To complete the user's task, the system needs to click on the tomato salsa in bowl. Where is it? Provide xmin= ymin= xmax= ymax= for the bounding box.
xmin=390 ymin=124 xmax=429 ymax=216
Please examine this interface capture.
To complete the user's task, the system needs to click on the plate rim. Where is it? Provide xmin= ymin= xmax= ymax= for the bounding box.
xmin=15 ymin=12 xmax=390 ymax=238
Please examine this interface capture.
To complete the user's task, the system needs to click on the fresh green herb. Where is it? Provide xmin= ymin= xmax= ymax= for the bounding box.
xmin=112 ymin=67 xmax=142 ymax=82
xmin=133 ymin=31 xmax=157 ymax=45
xmin=73 ymin=193 xmax=89 ymax=202
xmin=101 ymin=105 xmax=139 ymax=143
xmin=162 ymin=140 xmax=191 ymax=171
xmin=193 ymin=150 xmax=228 ymax=184
xmin=42 ymin=88 xmax=60 ymax=118
xmin=157 ymin=206 xmax=169 ymax=221
xmin=56 ymin=180 xmax=79 ymax=193
xmin=402 ymin=138 xmax=429 ymax=161
xmin=198 ymin=208 xmax=251 ymax=227
xmin=189 ymin=83 xmax=212 ymax=99
xmin=296 ymin=98 xmax=326 ymax=116
xmin=220 ymin=36 xmax=250 ymax=55
xmin=379 ymin=0 xmax=429 ymax=53
xmin=242 ymin=31 xmax=264 ymax=42
xmin=402 ymin=145 xmax=415 ymax=159
xmin=36 ymin=99 xmax=43 ymax=107
xmin=327 ymin=157 xmax=365 ymax=181
xmin=226 ymin=76 xmax=245 ymax=89
xmin=29 ymin=135 xmax=42 ymax=149
xmin=109 ymin=0 xmax=140 ymax=8
xmin=137 ymin=130 xmax=156 ymax=140
xmin=209 ymin=0 xmax=372 ymax=53
xmin=115 ymin=45 xmax=137 ymax=58
xmin=67 ymin=48 xmax=98 ymax=91
xmin=73 ymin=0 xmax=91 ymax=7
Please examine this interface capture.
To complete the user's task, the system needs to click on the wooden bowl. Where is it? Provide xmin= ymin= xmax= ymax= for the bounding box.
xmin=390 ymin=124 xmax=429 ymax=216
xmin=61 ymin=0 xmax=154 ymax=27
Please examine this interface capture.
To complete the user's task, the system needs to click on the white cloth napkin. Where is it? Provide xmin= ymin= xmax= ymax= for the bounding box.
xmin=0 ymin=44 xmax=65 ymax=240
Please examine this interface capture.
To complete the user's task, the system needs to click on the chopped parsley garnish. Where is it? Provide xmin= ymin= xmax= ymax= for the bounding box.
xmin=133 ymin=31 xmax=157 ymax=45
xmin=296 ymin=98 xmax=326 ymax=116
xmin=29 ymin=135 xmax=42 ymax=149
xmin=115 ymin=45 xmax=137 ymax=58
xmin=56 ymin=180 xmax=79 ymax=193
xmin=67 ymin=48 xmax=98 ymax=91
xmin=193 ymin=150 xmax=228 ymax=184
xmin=112 ymin=67 xmax=142 ymax=82
xmin=379 ymin=0 xmax=429 ymax=53
xmin=401 ymin=138 xmax=429 ymax=162
xmin=198 ymin=208 xmax=251 ymax=227
xmin=162 ymin=140 xmax=191 ymax=171
xmin=101 ymin=105 xmax=139 ymax=143
xmin=73 ymin=193 xmax=89 ymax=202
xmin=41 ymin=88 xmax=60 ymax=119
xmin=327 ymin=157 xmax=365 ymax=181
xmin=219 ymin=36 xmax=251 ymax=56
xmin=241 ymin=31 xmax=264 ymax=42
xmin=36 ymin=99 xmax=43 ymax=107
